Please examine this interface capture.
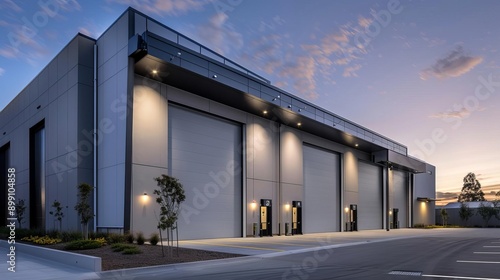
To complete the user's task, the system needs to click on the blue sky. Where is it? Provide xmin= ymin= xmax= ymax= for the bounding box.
xmin=1 ymin=0 xmax=499 ymax=197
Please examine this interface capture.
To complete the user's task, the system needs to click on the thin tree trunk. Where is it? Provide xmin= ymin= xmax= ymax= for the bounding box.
xmin=176 ymin=222 xmax=179 ymax=257
xmin=159 ymin=226 xmax=164 ymax=257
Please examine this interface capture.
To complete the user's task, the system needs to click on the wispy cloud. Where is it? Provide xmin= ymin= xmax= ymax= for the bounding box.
xmin=0 ymin=23 xmax=50 ymax=65
xmin=0 ymin=0 xmax=22 ymax=12
xmin=107 ymin=0 xmax=211 ymax=16
xmin=197 ymin=12 xmax=243 ymax=55
xmin=429 ymin=107 xmax=471 ymax=120
xmin=239 ymin=10 xmax=383 ymax=99
xmin=0 ymin=67 xmax=5 ymax=76
xmin=420 ymin=32 xmax=446 ymax=48
xmin=343 ymin=64 xmax=362 ymax=77
xmin=420 ymin=46 xmax=483 ymax=80
xmin=429 ymin=106 xmax=485 ymax=120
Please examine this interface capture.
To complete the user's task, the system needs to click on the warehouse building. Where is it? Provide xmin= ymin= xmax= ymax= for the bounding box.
xmin=0 ymin=8 xmax=435 ymax=239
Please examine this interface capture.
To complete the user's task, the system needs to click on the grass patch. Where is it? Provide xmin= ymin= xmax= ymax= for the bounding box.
xmin=111 ymin=243 xmax=142 ymax=254
xmin=111 ymin=243 xmax=136 ymax=252
xmin=65 ymin=240 xmax=103 ymax=250
xmin=122 ymin=247 xmax=142 ymax=255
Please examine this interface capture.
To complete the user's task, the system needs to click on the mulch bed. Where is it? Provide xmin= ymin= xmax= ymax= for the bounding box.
xmin=42 ymin=243 xmax=245 ymax=271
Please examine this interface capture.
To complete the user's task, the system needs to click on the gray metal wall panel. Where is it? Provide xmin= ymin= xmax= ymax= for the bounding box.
xmin=169 ymin=105 xmax=242 ymax=239
xmin=392 ymin=170 xmax=408 ymax=228
xmin=303 ymin=145 xmax=339 ymax=233
xmin=358 ymin=162 xmax=383 ymax=230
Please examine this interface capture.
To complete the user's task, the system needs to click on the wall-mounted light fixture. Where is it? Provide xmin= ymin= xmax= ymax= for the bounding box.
xmin=152 ymin=70 xmax=158 ymax=74
xmin=141 ymin=192 xmax=149 ymax=203
xmin=250 ymin=200 xmax=257 ymax=210
xmin=263 ymin=110 xmax=268 ymax=115
xmin=272 ymin=95 xmax=280 ymax=101
xmin=344 ymin=207 xmax=349 ymax=213
xmin=355 ymin=143 xmax=359 ymax=147
xmin=297 ymin=122 xmax=302 ymax=127
xmin=212 ymin=74 xmax=217 ymax=78
xmin=285 ymin=202 xmax=290 ymax=211
xmin=389 ymin=209 xmax=393 ymax=215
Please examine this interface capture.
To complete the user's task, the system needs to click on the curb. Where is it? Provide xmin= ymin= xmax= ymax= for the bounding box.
xmin=0 ymin=240 xmax=101 ymax=272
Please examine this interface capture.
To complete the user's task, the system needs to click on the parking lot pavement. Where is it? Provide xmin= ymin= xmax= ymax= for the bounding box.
xmin=178 ymin=228 xmax=438 ymax=255
xmin=422 ymin=237 xmax=500 ymax=279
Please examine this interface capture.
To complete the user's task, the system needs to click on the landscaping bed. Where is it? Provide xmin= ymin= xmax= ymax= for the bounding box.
xmin=39 ymin=242 xmax=244 ymax=271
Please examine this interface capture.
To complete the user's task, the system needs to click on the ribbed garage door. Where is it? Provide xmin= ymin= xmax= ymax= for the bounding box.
xmin=303 ymin=145 xmax=340 ymax=233
xmin=358 ymin=162 xmax=383 ymax=230
xmin=169 ymin=105 xmax=242 ymax=239
xmin=392 ymin=170 xmax=408 ymax=228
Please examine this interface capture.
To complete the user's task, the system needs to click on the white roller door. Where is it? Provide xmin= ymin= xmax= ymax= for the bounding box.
xmin=358 ymin=162 xmax=383 ymax=230
xmin=303 ymin=145 xmax=340 ymax=233
xmin=169 ymin=105 xmax=242 ymax=239
xmin=392 ymin=170 xmax=408 ymax=228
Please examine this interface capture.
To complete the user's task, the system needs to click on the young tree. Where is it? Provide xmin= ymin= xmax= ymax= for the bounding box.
xmin=74 ymin=183 xmax=94 ymax=240
xmin=477 ymin=202 xmax=497 ymax=227
xmin=457 ymin=173 xmax=485 ymax=202
xmin=49 ymin=200 xmax=65 ymax=232
xmin=458 ymin=202 xmax=474 ymax=226
xmin=153 ymin=175 xmax=185 ymax=257
xmin=15 ymin=199 xmax=26 ymax=229
xmin=440 ymin=208 xmax=448 ymax=227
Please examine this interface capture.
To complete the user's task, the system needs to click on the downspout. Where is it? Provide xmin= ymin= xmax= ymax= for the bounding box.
xmin=93 ymin=44 xmax=98 ymax=232
xmin=278 ymin=123 xmax=282 ymax=235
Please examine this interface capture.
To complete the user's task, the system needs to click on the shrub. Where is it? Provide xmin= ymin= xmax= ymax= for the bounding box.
xmin=149 ymin=233 xmax=160 ymax=246
xmin=61 ymin=231 xmax=83 ymax=242
xmin=125 ymin=232 xmax=135 ymax=244
xmin=122 ymin=247 xmax=142 ymax=255
xmin=21 ymin=235 xmax=62 ymax=245
xmin=107 ymin=233 xmax=126 ymax=244
xmin=65 ymin=240 xmax=103 ymax=250
xmin=111 ymin=243 xmax=135 ymax=252
xmin=92 ymin=237 xmax=107 ymax=246
xmin=89 ymin=231 xmax=108 ymax=240
xmin=136 ymin=232 xmax=145 ymax=245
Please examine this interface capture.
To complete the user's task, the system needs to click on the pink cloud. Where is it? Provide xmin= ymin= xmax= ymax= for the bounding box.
xmin=420 ymin=46 xmax=483 ymax=80
xmin=107 ymin=0 xmax=211 ymax=16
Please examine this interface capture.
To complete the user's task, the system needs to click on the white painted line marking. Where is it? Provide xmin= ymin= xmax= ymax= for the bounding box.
xmin=483 ymin=246 xmax=500 ymax=248
xmin=422 ymin=274 xmax=500 ymax=280
xmin=474 ymin=252 xmax=500 ymax=254
xmin=457 ymin=260 xmax=500 ymax=264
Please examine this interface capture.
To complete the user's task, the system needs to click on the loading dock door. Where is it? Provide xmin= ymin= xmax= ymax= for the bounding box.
xmin=358 ymin=162 xmax=383 ymax=230
xmin=392 ymin=170 xmax=408 ymax=228
xmin=169 ymin=105 xmax=242 ymax=239
xmin=303 ymin=145 xmax=340 ymax=233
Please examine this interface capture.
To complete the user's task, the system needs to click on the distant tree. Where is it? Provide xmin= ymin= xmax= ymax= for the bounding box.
xmin=440 ymin=208 xmax=448 ymax=227
xmin=477 ymin=202 xmax=497 ymax=227
xmin=458 ymin=202 xmax=474 ymax=226
xmin=457 ymin=173 xmax=485 ymax=202
xmin=494 ymin=191 xmax=500 ymax=221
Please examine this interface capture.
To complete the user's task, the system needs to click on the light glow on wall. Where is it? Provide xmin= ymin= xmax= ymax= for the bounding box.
xmin=141 ymin=192 xmax=149 ymax=204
